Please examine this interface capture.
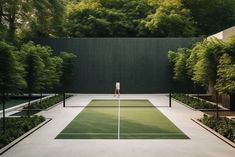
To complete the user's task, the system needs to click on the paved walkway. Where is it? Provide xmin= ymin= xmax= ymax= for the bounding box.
xmin=2 ymin=94 xmax=235 ymax=157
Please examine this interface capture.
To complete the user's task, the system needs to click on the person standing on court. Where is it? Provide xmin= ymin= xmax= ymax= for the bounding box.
xmin=114 ymin=80 xmax=120 ymax=97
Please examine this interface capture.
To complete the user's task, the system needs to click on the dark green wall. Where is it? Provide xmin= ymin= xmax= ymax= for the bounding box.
xmin=33 ymin=38 xmax=200 ymax=93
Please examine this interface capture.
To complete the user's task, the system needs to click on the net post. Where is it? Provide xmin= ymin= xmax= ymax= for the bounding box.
xmin=118 ymin=97 xmax=120 ymax=139
xmin=169 ymin=92 xmax=172 ymax=108
xmin=63 ymin=93 xmax=66 ymax=107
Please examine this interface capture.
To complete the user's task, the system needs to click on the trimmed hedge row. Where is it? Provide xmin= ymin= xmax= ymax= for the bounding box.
xmin=201 ymin=114 xmax=235 ymax=143
xmin=0 ymin=116 xmax=45 ymax=149
xmin=25 ymin=94 xmax=71 ymax=110
xmin=172 ymin=94 xmax=221 ymax=109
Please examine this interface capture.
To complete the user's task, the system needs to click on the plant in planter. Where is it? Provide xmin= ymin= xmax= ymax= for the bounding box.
xmin=201 ymin=114 xmax=235 ymax=143
xmin=0 ymin=116 xmax=45 ymax=149
xmin=172 ymin=94 xmax=221 ymax=109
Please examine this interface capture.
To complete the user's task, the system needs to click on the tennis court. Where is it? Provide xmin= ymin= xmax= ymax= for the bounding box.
xmin=56 ymin=99 xmax=188 ymax=139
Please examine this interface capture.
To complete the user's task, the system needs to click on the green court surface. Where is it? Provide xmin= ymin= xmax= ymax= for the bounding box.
xmin=0 ymin=99 xmax=28 ymax=110
xmin=56 ymin=100 xmax=188 ymax=139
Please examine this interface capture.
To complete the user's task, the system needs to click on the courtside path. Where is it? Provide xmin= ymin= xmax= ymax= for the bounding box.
xmin=2 ymin=94 xmax=235 ymax=157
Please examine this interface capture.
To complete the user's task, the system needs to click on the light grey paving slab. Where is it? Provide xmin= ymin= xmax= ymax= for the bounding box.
xmin=2 ymin=94 xmax=235 ymax=157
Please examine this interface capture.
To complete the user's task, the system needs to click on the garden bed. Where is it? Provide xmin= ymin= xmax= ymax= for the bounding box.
xmin=198 ymin=115 xmax=235 ymax=145
xmin=23 ymin=94 xmax=72 ymax=110
xmin=0 ymin=116 xmax=46 ymax=150
xmin=172 ymin=94 xmax=223 ymax=110
xmin=0 ymin=96 xmax=41 ymax=110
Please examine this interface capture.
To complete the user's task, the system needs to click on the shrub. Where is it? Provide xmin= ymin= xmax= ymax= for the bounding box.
xmin=0 ymin=116 xmax=45 ymax=149
xmin=24 ymin=94 xmax=71 ymax=110
xmin=201 ymin=114 xmax=235 ymax=143
xmin=172 ymin=94 xmax=221 ymax=109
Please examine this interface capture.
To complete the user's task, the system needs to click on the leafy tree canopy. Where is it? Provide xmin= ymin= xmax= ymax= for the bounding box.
xmin=141 ymin=0 xmax=196 ymax=37
xmin=66 ymin=0 xmax=152 ymax=37
xmin=2 ymin=0 xmax=235 ymax=38
xmin=182 ymin=0 xmax=235 ymax=35
xmin=0 ymin=41 xmax=26 ymax=94
xmin=215 ymin=53 xmax=235 ymax=94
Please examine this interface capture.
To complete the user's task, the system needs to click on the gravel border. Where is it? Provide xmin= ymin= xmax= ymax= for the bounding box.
xmin=0 ymin=118 xmax=52 ymax=155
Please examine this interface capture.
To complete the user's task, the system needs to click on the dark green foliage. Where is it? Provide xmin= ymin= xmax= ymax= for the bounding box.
xmin=0 ymin=116 xmax=45 ymax=149
xmin=182 ymin=0 xmax=235 ymax=35
xmin=66 ymin=0 xmax=152 ymax=37
xmin=141 ymin=0 xmax=196 ymax=37
xmin=0 ymin=0 xmax=66 ymax=41
xmin=172 ymin=94 xmax=221 ymax=109
xmin=19 ymin=42 xmax=45 ymax=94
xmin=215 ymin=48 xmax=235 ymax=94
xmin=24 ymin=94 xmax=71 ymax=110
xmin=26 ymin=0 xmax=66 ymax=37
xmin=168 ymin=37 xmax=235 ymax=97
xmin=0 ymin=41 xmax=26 ymax=133
xmin=0 ymin=41 xmax=26 ymax=94
xmin=168 ymin=48 xmax=191 ymax=82
xmin=2 ymin=0 xmax=235 ymax=39
xmin=191 ymin=38 xmax=225 ymax=87
xmin=201 ymin=114 xmax=235 ymax=143
xmin=60 ymin=52 xmax=77 ymax=92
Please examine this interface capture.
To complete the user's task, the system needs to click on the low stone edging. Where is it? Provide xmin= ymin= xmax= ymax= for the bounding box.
xmin=0 ymin=95 xmax=53 ymax=115
xmin=0 ymin=118 xmax=52 ymax=155
xmin=171 ymin=97 xmax=227 ymax=112
xmin=171 ymin=97 xmax=197 ymax=111
xmin=46 ymin=95 xmax=75 ymax=110
xmin=14 ymin=95 xmax=76 ymax=116
xmin=191 ymin=118 xmax=235 ymax=148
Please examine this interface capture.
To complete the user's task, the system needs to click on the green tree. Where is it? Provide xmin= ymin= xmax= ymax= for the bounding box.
xmin=215 ymin=53 xmax=235 ymax=94
xmin=50 ymin=56 xmax=63 ymax=95
xmin=141 ymin=0 xmax=196 ymax=37
xmin=0 ymin=0 xmax=65 ymax=41
xmin=173 ymin=48 xmax=190 ymax=81
xmin=168 ymin=50 xmax=177 ymax=83
xmin=191 ymin=38 xmax=225 ymax=94
xmin=182 ymin=0 xmax=235 ymax=35
xmin=60 ymin=52 xmax=77 ymax=107
xmin=0 ymin=0 xmax=28 ymax=42
xmin=25 ymin=0 xmax=65 ymax=37
xmin=35 ymin=45 xmax=54 ymax=101
xmin=0 ymin=41 xmax=26 ymax=133
xmin=19 ymin=42 xmax=45 ymax=116
xmin=65 ymin=0 xmax=151 ymax=37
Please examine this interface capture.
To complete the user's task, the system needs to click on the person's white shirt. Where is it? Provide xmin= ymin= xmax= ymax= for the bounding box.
xmin=116 ymin=82 xmax=120 ymax=90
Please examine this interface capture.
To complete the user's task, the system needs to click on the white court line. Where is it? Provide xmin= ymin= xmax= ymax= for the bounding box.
xmin=118 ymin=98 xmax=120 ymax=139
xmin=60 ymin=132 xmax=185 ymax=135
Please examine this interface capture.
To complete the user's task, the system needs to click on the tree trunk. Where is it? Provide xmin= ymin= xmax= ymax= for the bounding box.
xmin=208 ymin=82 xmax=215 ymax=95
xmin=27 ymin=92 xmax=31 ymax=117
xmin=208 ymin=81 xmax=217 ymax=101
xmin=1 ymin=96 xmax=6 ymax=134
xmin=215 ymin=91 xmax=219 ymax=119
xmin=40 ymin=91 xmax=43 ymax=104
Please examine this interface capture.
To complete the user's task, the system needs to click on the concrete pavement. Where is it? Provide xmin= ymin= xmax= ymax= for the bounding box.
xmin=2 ymin=94 xmax=235 ymax=157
